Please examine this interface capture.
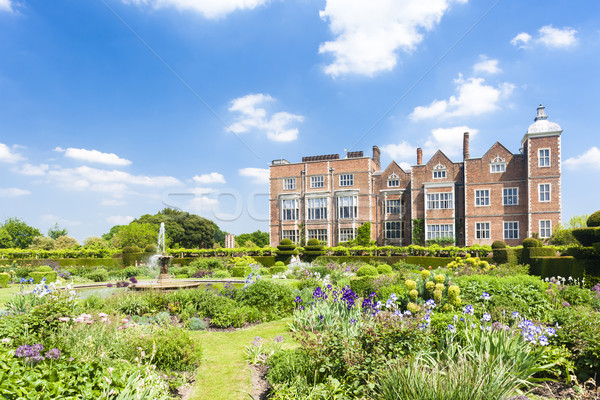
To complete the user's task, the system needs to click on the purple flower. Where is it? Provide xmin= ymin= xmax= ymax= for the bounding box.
xmin=294 ymin=296 xmax=303 ymax=303
xmin=318 ymin=315 xmax=324 ymax=321
xmin=481 ymin=292 xmax=491 ymax=301
xmin=481 ymin=312 xmax=491 ymax=322
xmin=463 ymin=305 xmax=474 ymax=316
xmin=45 ymin=348 xmax=61 ymax=360
xmin=447 ymin=324 xmax=456 ymax=333
xmin=273 ymin=335 xmax=284 ymax=343
xmin=106 ymin=283 xmax=113 ymax=288
xmin=129 ymin=277 xmax=138 ymax=284
xmin=561 ymin=301 xmax=570 ymax=307
xmin=15 ymin=344 xmax=46 ymax=365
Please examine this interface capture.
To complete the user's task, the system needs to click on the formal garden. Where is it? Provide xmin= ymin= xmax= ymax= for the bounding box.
xmin=0 ymin=211 xmax=599 ymax=399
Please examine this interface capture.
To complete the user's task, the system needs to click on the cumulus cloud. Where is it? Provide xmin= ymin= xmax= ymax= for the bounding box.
xmin=0 ymin=0 xmax=13 ymax=12
xmin=48 ymin=165 xmax=181 ymax=194
xmin=192 ymin=172 xmax=226 ymax=184
xmin=318 ymin=0 xmax=467 ymax=77
xmin=0 ymin=142 xmax=23 ymax=163
xmin=410 ymin=74 xmax=514 ymax=120
xmin=101 ymin=199 xmax=127 ymax=206
xmin=40 ymin=214 xmax=81 ymax=227
xmin=511 ymin=25 xmax=577 ymax=49
xmin=473 ymin=55 xmax=501 ymax=75
xmin=239 ymin=167 xmax=269 ymax=184
xmin=0 ymin=188 xmax=31 ymax=197
xmin=564 ymin=147 xmax=600 ymax=170
xmin=380 ymin=141 xmax=416 ymax=170
xmin=106 ymin=215 xmax=134 ymax=225
xmin=55 ymin=147 xmax=132 ymax=166
xmin=18 ymin=163 xmax=50 ymax=176
xmin=228 ymin=94 xmax=304 ymax=142
xmin=423 ymin=126 xmax=477 ymax=158
xmin=122 ymin=0 xmax=269 ymax=19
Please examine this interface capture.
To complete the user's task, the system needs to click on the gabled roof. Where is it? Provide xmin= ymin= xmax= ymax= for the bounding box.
xmin=481 ymin=141 xmax=513 ymax=161
xmin=382 ymin=160 xmax=408 ymax=175
xmin=425 ymin=149 xmax=454 ymax=166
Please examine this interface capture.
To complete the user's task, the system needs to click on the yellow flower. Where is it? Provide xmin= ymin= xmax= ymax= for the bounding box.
xmin=435 ymin=283 xmax=445 ymax=292
xmin=407 ymin=302 xmax=420 ymax=313
xmin=448 ymin=285 xmax=460 ymax=298
xmin=425 ymin=281 xmax=435 ymax=292
xmin=450 ymin=295 xmax=462 ymax=307
xmin=434 ymin=274 xmax=445 ymax=284
xmin=433 ymin=289 xmax=442 ymax=303
xmin=405 ymin=280 xmax=417 ymax=291
xmin=409 ymin=289 xmax=419 ymax=300
xmin=421 ymin=270 xmax=431 ymax=280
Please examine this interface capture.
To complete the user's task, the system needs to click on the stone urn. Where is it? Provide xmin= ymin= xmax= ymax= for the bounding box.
xmin=157 ymin=255 xmax=172 ymax=284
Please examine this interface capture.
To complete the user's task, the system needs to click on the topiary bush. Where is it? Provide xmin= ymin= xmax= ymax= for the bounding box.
xmin=144 ymin=244 xmax=157 ymax=253
xmin=303 ymin=238 xmax=325 ymax=258
xmin=122 ymin=246 xmax=141 ymax=254
xmin=232 ymin=263 xmax=251 ymax=278
xmin=36 ymin=265 xmax=54 ymax=272
xmin=276 ymin=239 xmax=298 ymax=257
xmin=522 ymin=238 xmax=542 ymax=248
xmin=270 ymin=261 xmax=287 ymax=274
xmin=28 ymin=265 xmax=58 ymax=283
xmin=572 ymin=228 xmax=600 ymax=246
xmin=356 ymin=265 xmax=378 ymax=277
xmin=376 ymin=264 xmax=393 ymax=275
xmin=491 ymin=240 xmax=506 ymax=249
xmin=587 ymin=211 xmax=600 ymax=227
xmin=212 ymin=270 xmax=231 ymax=278
xmin=85 ymin=268 xmax=109 ymax=282
xmin=349 ymin=276 xmax=376 ymax=297
xmin=0 ymin=272 xmax=9 ymax=288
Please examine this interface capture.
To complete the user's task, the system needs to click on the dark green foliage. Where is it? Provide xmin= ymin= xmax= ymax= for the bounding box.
xmin=276 ymin=239 xmax=298 ymax=257
xmin=528 ymin=257 xmax=584 ymax=280
xmin=189 ymin=258 xmax=225 ymax=270
xmin=47 ymin=223 xmax=68 ymax=240
xmin=567 ymin=247 xmax=599 ymax=260
xmin=412 ymin=218 xmax=425 ymax=245
xmin=493 ymin=248 xmax=518 ymax=265
xmin=85 ymin=268 xmax=109 ymax=282
xmin=1 ymin=217 xmax=41 ymax=249
xmin=376 ymin=264 xmax=393 ymax=275
xmin=267 ymin=350 xmax=315 ymax=385
xmin=356 ymin=222 xmax=372 ymax=246
xmin=491 ymin=240 xmax=506 ymax=249
xmin=253 ymin=256 xmax=277 ymax=268
xmin=349 ymin=276 xmax=376 ymax=297
xmin=587 ymin=210 xmax=600 ymax=227
xmin=528 ymin=247 xmax=557 ymax=257
xmin=522 ymin=238 xmax=542 ymax=248
xmin=235 ymin=230 xmax=270 ymax=247
xmin=356 ymin=265 xmax=378 ymax=277
xmin=572 ymin=228 xmax=600 ymax=246
xmin=0 ymin=228 xmax=13 ymax=249
xmin=236 ymin=280 xmax=294 ymax=320
xmin=303 ymin=238 xmax=326 ymax=258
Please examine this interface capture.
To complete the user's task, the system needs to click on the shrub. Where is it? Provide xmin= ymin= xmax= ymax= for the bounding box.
xmin=270 ymin=265 xmax=287 ymax=275
xmin=349 ymin=276 xmax=376 ymax=297
xmin=187 ymin=317 xmax=207 ymax=331
xmin=29 ymin=270 xmax=58 ymax=284
xmin=356 ymin=265 xmax=378 ymax=277
xmin=267 ymin=349 xmax=315 ymax=385
xmin=522 ymin=238 xmax=542 ymax=248
xmin=236 ymin=280 xmax=294 ymax=320
xmin=0 ymin=272 xmax=9 ymax=287
xmin=192 ymin=270 xmax=212 ymax=279
xmin=212 ymin=270 xmax=231 ymax=278
xmin=376 ymin=264 xmax=393 ymax=275
xmin=189 ymin=258 xmax=225 ymax=270
xmin=276 ymin=239 xmax=298 ymax=257
xmin=232 ymin=264 xmax=251 ymax=278
xmin=491 ymin=240 xmax=506 ymax=249
xmin=274 ymin=261 xmax=285 ymax=267
xmin=122 ymin=266 xmax=141 ymax=278
xmin=587 ymin=210 xmax=600 ymax=227
xmin=144 ymin=244 xmax=157 ymax=253
xmin=122 ymin=245 xmax=141 ymax=253
xmin=117 ymin=294 xmax=150 ymax=315
xmin=303 ymin=239 xmax=325 ymax=257
xmin=85 ymin=268 xmax=109 ymax=282
xmin=572 ymin=228 xmax=600 ymax=246
xmin=36 ymin=265 xmax=54 ymax=272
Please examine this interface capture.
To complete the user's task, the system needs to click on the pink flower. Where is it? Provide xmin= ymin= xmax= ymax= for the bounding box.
xmin=58 ymin=317 xmax=70 ymax=323
xmin=1 ymin=338 xmax=10 ymax=343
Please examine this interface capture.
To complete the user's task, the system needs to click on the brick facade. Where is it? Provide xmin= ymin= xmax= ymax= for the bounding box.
xmin=269 ymin=105 xmax=562 ymax=247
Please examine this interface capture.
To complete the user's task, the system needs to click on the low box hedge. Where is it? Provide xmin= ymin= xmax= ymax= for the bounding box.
xmin=528 ymin=256 xmax=584 ymax=280
xmin=232 ymin=265 xmax=251 ymax=278
xmin=28 ymin=270 xmax=58 ymax=284
xmin=0 ymin=272 xmax=9 ymax=288
xmin=493 ymin=248 xmax=518 ymax=265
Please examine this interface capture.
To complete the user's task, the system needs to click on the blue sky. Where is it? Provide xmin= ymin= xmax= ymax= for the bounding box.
xmin=0 ymin=0 xmax=599 ymax=242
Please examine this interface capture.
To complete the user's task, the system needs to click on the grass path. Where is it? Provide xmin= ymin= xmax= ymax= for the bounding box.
xmin=189 ymin=318 xmax=294 ymax=400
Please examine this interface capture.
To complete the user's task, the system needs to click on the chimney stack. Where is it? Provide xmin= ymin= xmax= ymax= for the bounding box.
xmin=463 ymin=132 xmax=470 ymax=160
xmin=417 ymin=147 xmax=423 ymax=165
xmin=372 ymin=145 xmax=381 ymax=169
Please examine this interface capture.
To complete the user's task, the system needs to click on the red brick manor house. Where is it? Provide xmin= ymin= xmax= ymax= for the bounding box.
xmin=269 ymin=105 xmax=562 ymax=247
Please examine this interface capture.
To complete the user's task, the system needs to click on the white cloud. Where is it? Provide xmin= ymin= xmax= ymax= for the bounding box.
xmin=239 ymin=167 xmax=269 ymax=184
xmin=510 ymin=32 xmax=531 ymax=48
xmin=193 ymin=172 xmax=226 ymax=184
xmin=381 ymin=141 xmax=416 ymax=169
xmin=424 ymin=126 xmax=478 ymax=158
xmin=228 ymin=94 xmax=304 ymax=142
xmin=55 ymin=147 xmax=132 ymax=166
xmin=0 ymin=0 xmax=13 ymax=12
xmin=40 ymin=214 xmax=81 ymax=227
xmin=123 ymin=0 xmax=269 ymax=19
xmin=0 ymin=142 xmax=23 ymax=163
xmin=18 ymin=163 xmax=50 ymax=176
xmin=101 ymin=199 xmax=127 ymax=206
xmin=564 ymin=147 xmax=600 ymax=170
xmin=106 ymin=215 xmax=134 ymax=225
xmin=511 ymin=25 xmax=577 ymax=49
xmin=410 ymin=74 xmax=514 ymax=120
xmin=0 ymin=188 xmax=30 ymax=197
xmin=318 ymin=0 xmax=467 ymax=77
xmin=473 ymin=55 xmax=501 ymax=75
xmin=48 ymin=165 xmax=181 ymax=194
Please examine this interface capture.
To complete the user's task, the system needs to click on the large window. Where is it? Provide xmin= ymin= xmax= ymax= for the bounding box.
xmin=386 ymin=199 xmax=403 ymax=214
xmin=310 ymin=176 xmax=324 ymax=189
xmin=503 ymin=221 xmax=519 ymax=240
xmin=539 ymin=220 xmax=552 ymax=238
xmin=307 ymin=229 xmax=328 ymax=243
xmin=426 ymin=192 xmax=453 ymax=209
xmin=475 ymin=189 xmax=490 ymax=206
xmin=283 ymin=178 xmax=296 ymax=190
xmin=539 ymin=184 xmax=551 ymax=202
xmin=307 ymin=198 xmax=328 ymax=220
xmin=385 ymin=221 xmax=403 ymax=239
xmin=339 ymin=228 xmax=356 ymax=242
xmin=427 ymin=224 xmax=454 ymax=240
xmin=338 ymin=196 xmax=358 ymax=219
xmin=339 ymin=174 xmax=354 ymax=187
xmin=281 ymin=230 xmax=298 ymax=244
xmin=503 ymin=187 xmax=518 ymax=206
xmin=281 ymin=199 xmax=298 ymax=221
xmin=475 ymin=222 xmax=490 ymax=239
xmin=538 ymin=148 xmax=550 ymax=167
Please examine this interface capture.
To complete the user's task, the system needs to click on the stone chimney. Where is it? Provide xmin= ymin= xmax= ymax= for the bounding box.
xmin=417 ymin=148 xmax=423 ymax=165
xmin=463 ymin=132 xmax=470 ymax=160
xmin=372 ymin=145 xmax=381 ymax=169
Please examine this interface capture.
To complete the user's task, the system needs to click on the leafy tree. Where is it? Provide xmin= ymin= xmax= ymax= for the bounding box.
xmin=54 ymin=235 xmax=80 ymax=249
xmin=113 ymin=223 xmax=158 ymax=249
xmin=0 ymin=228 xmax=13 ymax=249
xmin=412 ymin=218 xmax=425 ymax=245
xmin=83 ymin=236 xmax=110 ymax=248
xmin=102 ymin=225 xmax=124 ymax=242
xmin=2 ymin=218 xmax=41 ymax=249
xmin=29 ymin=236 xmax=56 ymax=250
xmin=550 ymin=214 xmax=589 ymax=246
xmin=235 ymin=230 xmax=269 ymax=247
xmin=48 ymin=223 xmax=68 ymax=240
xmin=356 ymin=222 xmax=372 ymax=246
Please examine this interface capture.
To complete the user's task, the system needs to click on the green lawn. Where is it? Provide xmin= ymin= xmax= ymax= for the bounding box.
xmin=0 ymin=285 xmax=22 ymax=306
xmin=190 ymin=318 xmax=294 ymax=400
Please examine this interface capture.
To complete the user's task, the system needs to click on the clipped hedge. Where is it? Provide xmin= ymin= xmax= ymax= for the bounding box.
xmin=85 ymin=268 xmax=109 ymax=282
xmin=349 ymin=276 xmax=376 ymax=297
xmin=572 ymin=228 xmax=600 ymax=246
xmin=0 ymin=272 xmax=9 ymax=288
xmin=270 ymin=265 xmax=287 ymax=275
xmin=493 ymin=248 xmax=518 ymax=265
xmin=566 ymin=247 xmax=599 ymax=260
xmin=528 ymin=256 xmax=584 ymax=280
xmin=232 ymin=265 xmax=251 ymax=278
xmin=587 ymin=210 xmax=600 ymax=227
xmin=253 ymin=256 xmax=277 ymax=268
xmin=29 ymin=270 xmax=58 ymax=284
xmin=377 ymin=264 xmax=393 ymax=275
xmin=527 ymin=247 xmax=557 ymax=258
xmin=356 ymin=265 xmax=378 ymax=277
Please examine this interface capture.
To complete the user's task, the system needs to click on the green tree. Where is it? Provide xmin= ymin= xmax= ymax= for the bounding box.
xmin=2 ymin=218 xmax=41 ymax=249
xmin=0 ymin=228 xmax=13 ymax=249
xmin=550 ymin=214 xmax=589 ymax=245
xmin=113 ymin=223 xmax=158 ymax=249
xmin=29 ymin=236 xmax=56 ymax=250
xmin=83 ymin=236 xmax=110 ymax=249
xmin=48 ymin=223 xmax=68 ymax=240
xmin=356 ymin=222 xmax=372 ymax=246
xmin=102 ymin=225 xmax=124 ymax=242
xmin=412 ymin=218 xmax=425 ymax=245
xmin=54 ymin=235 xmax=80 ymax=249
xmin=235 ymin=230 xmax=270 ymax=247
